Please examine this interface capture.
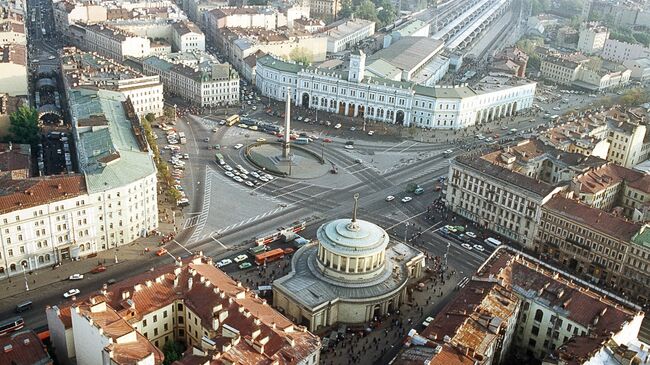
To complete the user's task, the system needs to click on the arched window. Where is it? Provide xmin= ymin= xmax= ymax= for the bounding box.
xmin=534 ymin=309 xmax=544 ymax=322
xmin=0 ymin=267 xmax=4 ymax=274
xmin=10 ymin=263 xmax=16 ymax=271
xmin=45 ymin=254 xmax=51 ymax=262
xmin=38 ymin=256 xmax=45 ymax=263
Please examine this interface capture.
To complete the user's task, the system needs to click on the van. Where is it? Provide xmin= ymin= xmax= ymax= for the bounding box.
xmin=484 ymin=237 xmax=502 ymax=247
xmin=15 ymin=301 xmax=33 ymax=313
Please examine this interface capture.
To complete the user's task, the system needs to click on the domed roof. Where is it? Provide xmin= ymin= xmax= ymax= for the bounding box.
xmin=317 ymin=218 xmax=389 ymax=256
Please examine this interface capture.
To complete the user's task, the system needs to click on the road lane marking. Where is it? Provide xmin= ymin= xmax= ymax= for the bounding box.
xmin=382 ymin=140 xmax=407 ymax=152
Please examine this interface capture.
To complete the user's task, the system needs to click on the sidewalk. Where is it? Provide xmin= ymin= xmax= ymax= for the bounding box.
xmin=0 ymin=218 xmax=182 ymax=300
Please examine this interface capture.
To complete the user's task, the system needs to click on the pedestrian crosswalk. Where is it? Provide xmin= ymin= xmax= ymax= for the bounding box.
xmin=187 ymin=166 xmax=214 ymax=243
xmin=201 ymin=205 xmax=288 ymax=240
xmin=380 ymin=150 xmax=446 ymax=175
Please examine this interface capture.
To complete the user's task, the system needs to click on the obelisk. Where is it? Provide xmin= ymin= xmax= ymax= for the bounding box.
xmin=283 ymin=87 xmax=291 ymax=159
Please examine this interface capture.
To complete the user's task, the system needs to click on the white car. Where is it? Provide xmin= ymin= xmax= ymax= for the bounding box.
xmin=69 ymin=274 xmax=84 ymax=280
xmin=233 ymin=144 xmax=244 ymax=150
xmin=350 ymin=127 xmax=356 ymax=131
xmin=234 ymin=254 xmax=248 ymax=263
xmin=224 ymin=165 xmax=233 ymax=171
xmin=401 ymin=197 xmax=412 ymax=203
xmin=466 ymin=232 xmax=477 ymax=238
xmin=251 ymin=172 xmax=260 ymax=179
xmin=216 ymin=259 xmax=232 ymax=267
xmin=385 ymin=195 xmax=395 ymax=202
xmin=461 ymin=243 xmax=473 ymax=250
xmin=367 ymin=130 xmax=375 ymax=136
xmin=256 ymin=138 xmax=266 ymax=142
xmin=48 ymin=55 xmax=56 ymax=60
xmin=63 ymin=289 xmax=80 ymax=298
xmin=264 ymin=174 xmax=274 ymax=180
xmin=344 ymin=145 xmax=354 ymax=150
xmin=473 ymin=244 xmax=485 ymax=252
xmin=225 ymin=171 xmax=235 ymax=177
xmin=334 ymin=123 xmax=342 ymax=129
xmin=233 ymin=176 xmax=244 ymax=183
xmin=259 ymin=176 xmax=269 ymax=183
xmin=245 ymin=181 xmax=254 ymax=187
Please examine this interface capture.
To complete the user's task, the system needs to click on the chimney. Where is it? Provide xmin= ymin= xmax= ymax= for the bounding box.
xmin=188 ymin=277 xmax=193 ymax=290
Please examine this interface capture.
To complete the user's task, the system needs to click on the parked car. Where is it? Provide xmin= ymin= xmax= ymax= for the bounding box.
xmin=385 ymin=195 xmax=395 ymax=202
xmin=234 ymin=254 xmax=248 ymax=263
xmin=216 ymin=259 xmax=232 ymax=267
xmin=90 ymin=265 xmax=107 ymax=274
xmin=401 ymin=196 xmax=412 ymax=203
xmin=156 ymin=248 xmax=168 ymax=256
xmin=466 ymin=232 xmax=477 ymax=238
xmin=68 ymin=274 xmax=84 ymax=280
xmin=461 ymin=243 xmax=473 ymax=250
xmin=334 ymin=123 xmax=342 ymax=129
xmin=473 ymin=244 xmax=485 ymax=252
xmin=239 ymin=262 xmax=252 ymax=270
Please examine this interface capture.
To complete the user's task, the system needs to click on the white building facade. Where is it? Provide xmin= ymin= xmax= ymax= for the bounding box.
xmin=256 ymin=53 xmax=536 ymax=129
xmin=83 ymin=24 xmax=151 ymax=61
xmin=171 ymin=21 xmax=205 ymax=52
xmin=577 ymin=24 xmax=609 ymax=54
xmin=143 ymin=54 xmax=240 ymax=107
xmin=602 ymin=39 xmax=650 ymax=63
xmin=323 ymin=18 xmax=375 ymax=53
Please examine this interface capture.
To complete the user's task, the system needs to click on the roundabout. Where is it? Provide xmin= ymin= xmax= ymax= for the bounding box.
xmin=245 ymin=141 xmax=329 ymax=179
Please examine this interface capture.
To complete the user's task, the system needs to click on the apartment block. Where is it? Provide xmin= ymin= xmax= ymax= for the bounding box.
xmin=171 ymin=20 xmax=205 ymax=52
xmin=602 ymin=38 xmax=650 ymax=63
xmin=143 ymin=52 xmax=239 ymax=107
xmin=82 ymin=24 xmax=151 ymax=61
xmin=321 ymin=18 xmax=375 ymax=53
xmin=60 ymin=47 xmax=164 ymax=117
xmin=446 ymin=139 xmax=604 ymax=247
xmin=536 ymin=196 xmax=649 ymax=305
xmin=46 ymin=255 xmax=321 ymax=365
xmin=576 ymin=23 xmax=609 ymax=54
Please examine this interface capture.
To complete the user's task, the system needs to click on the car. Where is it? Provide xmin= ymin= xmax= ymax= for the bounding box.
xmin=401 ymin=196 xmax=412 ymax=203
xmin=90 ymin=265 xmax=107 ymax=274
xmin=466 ymin=232 xmax=477 ymax=238
xmin=304 ymin=118 xmax=311 ymax=123
xmin=245 ymin=181 xmax=254 ymax=187
xmin=224 ymin=165 xmax=233 ymax=171
xmin=239 ymin=262 xmax=252 ymax=269
xmin=323 ymin=138 xmax=333 ymax=143
xmin=334 ymin=123 xmax=342 ymax=129
xmin=461 ymin=243 xmax=473 ymax=250
xmin=264 ymin=174 xmax=274 ymax=180
xmin=225 ymin=171 xmax=235 ymax=177
xmin=63 ymin=289 xmax=80 ymax=298
xmin=350 ymin=127 xmax=356 ymax=131
xmin=216 ymin=259 xmax=232 ymax=267
xmin=385 ymin=195 xmax=395 ymax=202
xmin=367 ymin=130 xmax=375 ymax=136
xmin=259 ymin=176 xmax=269 ymax=182
xmin=233 ymin=176 xmax=244 ymax=182
xmin=156 ymin=248 xmax=168 ymax=256
xmin=422 ymin=316 xmax=435 ymax=327
xmin=444 ymin=225 xmax=458 ymax=233
xmin=297 ymin=116 xmax=303 ymax=121
xmin=238 ymin=124 xmax=249 ymax=129
xmin=309 ymin=135 xmax=319 ymax=140
xmin=183 ymin=153 xmax=190 ymax=159
xmin=212 ymin=127 xmax=219 ymax=132
xmin=256 ymin=138 xmax=266 ymax=142
xmin=354 ymin=158 xmax=363 ymax=164
xmin=234 ymin=254 xmax=248 ymax=263
xmin=233 ymin=144 xmax=244 ymax=150
xmin=68 ymin=274 xmax=84 ymax=280
xmin=344 ymin=145 xmax=354 ymax=150
xmin=219 ymin=120 xmax=226 ymax=125
xmin=47 ymin=55 xmax=55 ymax=60
xmin=251 ymin=172 xmax=260 ymax=178
xmin=473 ymin=244 xmax=485 ymax=252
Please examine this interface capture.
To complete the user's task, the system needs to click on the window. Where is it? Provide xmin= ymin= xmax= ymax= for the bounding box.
xmin=534 ymin=309 xmax=544 ymax=322
xmin=178 ymin=316 xmax=184 ymax=324
xmin=531 ymin=326 xmax=539 ymax=336
xmin=528 ymin=338 xmax=537 ymax=348
xmin=143 ymin=319 xmax=147 ymax=327
xmin=153 ymin=315 xmax=157 ymax=323
xmin=177 ymin=303 xmax=183 ymax=311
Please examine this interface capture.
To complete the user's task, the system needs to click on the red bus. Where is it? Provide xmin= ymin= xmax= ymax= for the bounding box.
xmin=0 ymin=316 xmax=24 ymax=336
xmin=255 ymin=248 xmax=285 ymax=266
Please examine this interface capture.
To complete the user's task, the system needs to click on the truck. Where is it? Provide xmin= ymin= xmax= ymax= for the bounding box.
xmin=178 ymin=132 xmax=187 ymax=144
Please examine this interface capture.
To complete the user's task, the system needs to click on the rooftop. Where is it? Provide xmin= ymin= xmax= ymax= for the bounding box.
xmin=575 ymin=163 xmax=650 ymax=194
xmin=0 ymin=43 xmax=26 ymax=66
xmin=143 ymin=52 xmax=238 ymax=83
xmin=0 ymin=142 xmax=30 ymax=177
xmin=54 ymin=255 xmax=320 ymax=364
xmin=323 ymin=18 xmax=375 ymax=41
xmin=69 ymin=89 xmax=155 ymax=193
xmin=543 ymin=196 xmax=644 ymax=242
xmin=172 ymin=20 xmax=202 ymax=36
xmin=368 ymin=37 xmax=444 ymax=74
xmin=0 ymin=172 xmax=86 ymax=215
xmin=0 ymin=329 xmax=52 ymax=365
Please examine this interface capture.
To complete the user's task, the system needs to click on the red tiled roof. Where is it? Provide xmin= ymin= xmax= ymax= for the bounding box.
xmin=0 ymin=330 xmax=52 ymax=365
xmin=0 ymin=173 xmax=87 ymax=214
xmin=58 ymin=256 xmax=320 ymax=365
xmin=543 ymin=196 xmax=643 ymax=242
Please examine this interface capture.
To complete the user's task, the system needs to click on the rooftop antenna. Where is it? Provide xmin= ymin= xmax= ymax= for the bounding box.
xmin=348 ymin=193 xmax=360 ymax=231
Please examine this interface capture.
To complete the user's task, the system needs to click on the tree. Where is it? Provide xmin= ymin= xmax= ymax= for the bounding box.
xmin=619 ymin=88 xmax=649 ymax=106
xmin=289 ymin=47 xmax=313 ymax=65
xmin=9 ymin=105 xmax=39 ymax=145
xmin=633 ymin=32 xmax=650 ymax=47
xmin=145 ymin=113 xmax=156 ymax=124
xmin=162 ymin=341 xmax=184 ymax=365
xmin=247 ymin=0 xmax=268 ymax=5
xmin=354 ymin=0 xmax=378 ymax=23
xmin=339 ymin=0 xmax=354 ymax=18
xmin=375 ymin=0 xmax=397 ymax=27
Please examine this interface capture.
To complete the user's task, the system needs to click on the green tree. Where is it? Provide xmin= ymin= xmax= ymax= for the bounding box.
xmin=9 ymin=105 xmax=39 ymax=145
xmin=162 ymin=341 xmax=184 ymax=365
xmin=354 ymin=0 xmax=378 ymax=23
xmin=375 ymin=0 xmax=397 ymax=27
xmin=339 ymin=0 xmax=353 ymax=18
xmin=289 ymin=47 xmax=313 ymax=65
xmin=619 ymin=88 xmax=649 ymax=106
xmin=145 ymin=113 xmax=156 ymax=124
xmin=633 ymin=32 xmax=650 ymax=47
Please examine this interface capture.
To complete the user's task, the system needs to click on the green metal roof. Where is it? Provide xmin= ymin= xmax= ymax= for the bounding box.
xmin=632 ymin=226 xmax=650 ymax=248
xmin=257 ymin=55 xmax=306 ymax=73
xmin=70 ymin=89 xmax=156 ymax=193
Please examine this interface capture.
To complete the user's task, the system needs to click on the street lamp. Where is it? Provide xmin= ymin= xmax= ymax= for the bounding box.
xmin=404 ymin=223 xmax=410 ymax=244
xmin=22 ymin=262 xmax=29 ymax=292
xmin=443 ymin=242 xmax=450 ymax=272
